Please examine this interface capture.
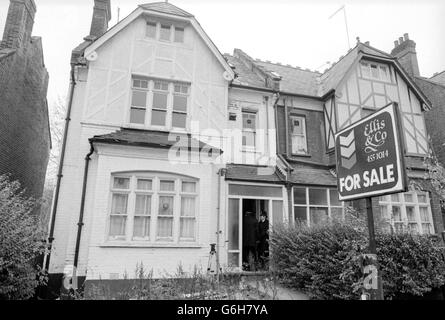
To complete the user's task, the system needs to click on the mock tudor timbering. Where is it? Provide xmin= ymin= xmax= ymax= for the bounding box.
xmin=46 ymin=0 xmax=445 ymax=296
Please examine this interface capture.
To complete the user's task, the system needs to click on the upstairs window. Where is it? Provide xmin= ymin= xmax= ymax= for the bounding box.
xmin=146 ymin=21 xmax=185 ymax=43
xmin=290 ymin=115 xmax=307 ymax=155
xmin=130 ymin=77 xmax=189 ymax=130
xmin=360 ymin=62 xmax=391 ymax=82
xmin=242 ymin=111 xmax=257 ymax=148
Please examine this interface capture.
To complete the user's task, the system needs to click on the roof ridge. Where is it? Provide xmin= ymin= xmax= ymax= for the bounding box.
xmin=431 ymin=69 xmax=445 ymax=79
xmin=139 ymin=1 xmax=194 ymax=17
xmin=258 ymin=60 xmax=322 ymax=74
xmin=415 ymin=76 xmax=445 ymax=90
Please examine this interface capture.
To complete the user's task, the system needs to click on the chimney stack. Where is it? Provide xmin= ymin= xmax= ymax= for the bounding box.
xmin=88 ymin=0 xmax=112 ymax=39
xmin=0 ymin=0 xmax=36 ymax=50
xmin=391 ymin=33 xmax=420 ymax=77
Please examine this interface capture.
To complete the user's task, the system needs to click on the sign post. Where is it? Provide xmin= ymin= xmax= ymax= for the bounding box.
xmin=334 ymin=102 xmax=407 ymax=300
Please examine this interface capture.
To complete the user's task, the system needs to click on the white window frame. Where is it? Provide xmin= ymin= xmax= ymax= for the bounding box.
xmin=107 ymin=174 xmax=199 ymax=245
xmin=360 ymin=61 xmax=392 ymax=83
xmin=292 ymin=187 xmax=344 ymax=227
xmin=129 ymin=77 xmax=190 ymax=131
xmin=242 ymin=110 xmax=257 ymax=150
xmin=145 ymin=21 xmax=185 ymax=43
xmin=378 ymin=191 xmax=434 ymax=235
xmin=290 ymin=115 xmax=308 ymax=155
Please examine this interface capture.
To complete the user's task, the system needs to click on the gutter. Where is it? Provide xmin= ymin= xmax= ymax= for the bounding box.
xmin=73 ymin=141 xmax=95 ymax=271
xmin=44 ymin=62 xmax=77 ymax=272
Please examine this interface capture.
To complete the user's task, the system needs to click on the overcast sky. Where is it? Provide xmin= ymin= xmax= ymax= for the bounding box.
xmin=1 ymin=0 xmax=444 ymax=111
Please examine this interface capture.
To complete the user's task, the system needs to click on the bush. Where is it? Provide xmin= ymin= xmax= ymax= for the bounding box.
xmin=270 ymin=219 xmax=445 ymax=300
xmin=0 ymin=175 xmax=48 ymax=300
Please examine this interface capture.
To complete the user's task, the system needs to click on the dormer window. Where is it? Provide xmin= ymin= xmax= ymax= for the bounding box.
xmin=360 ymin=61 xmax=391 ymax=82
xmin=146 ymin=21 xmax=185 ymax=43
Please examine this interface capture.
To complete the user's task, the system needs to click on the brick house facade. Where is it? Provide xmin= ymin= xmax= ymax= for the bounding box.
xmin=0 ymin=0 xmax=50 ymax=199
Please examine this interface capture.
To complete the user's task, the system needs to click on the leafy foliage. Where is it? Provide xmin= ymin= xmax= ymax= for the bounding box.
xmin=270 ymin=218 xmax=445 ymax=300
xmin=0 ymin=175 xmax=48 ymax=300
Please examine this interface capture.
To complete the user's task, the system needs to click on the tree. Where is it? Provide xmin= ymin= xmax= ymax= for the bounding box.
xmin=0 ymin=175 xmax=48 ymax=300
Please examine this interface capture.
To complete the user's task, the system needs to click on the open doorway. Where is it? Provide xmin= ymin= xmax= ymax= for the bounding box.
xmin=242 ymin=199 xmax=269 ymax=271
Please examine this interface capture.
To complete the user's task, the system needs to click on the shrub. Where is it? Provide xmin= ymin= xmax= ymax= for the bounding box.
xmin=0 ymin=175 xmax=48 ymax=300
xmin=270 ymin=219 xmax=445 ymax=300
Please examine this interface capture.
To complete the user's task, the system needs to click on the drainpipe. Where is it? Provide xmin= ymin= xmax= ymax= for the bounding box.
xmin=44 ymin=63 xmax=77 ymax=272
xmin=73 ymin=141 xmax=95 ymax=273
xmin=216 ymin=167 xmax=227 ymax=280
xmin=272 ymin=92 xmax=281 ymax=154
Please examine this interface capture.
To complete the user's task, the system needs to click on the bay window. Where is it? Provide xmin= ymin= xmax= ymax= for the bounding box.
xmin=130 ymin=77 xmax=189 ymax=129
xmin=378 ymin=191 xmax=434 ymax=235
xmin=108 ymin=174 xmax=198 ymax=244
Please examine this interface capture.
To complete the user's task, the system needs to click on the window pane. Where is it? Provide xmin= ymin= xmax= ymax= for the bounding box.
xmin=378 ymin=206 xmax=389 ymax=221
xmin=132 ymin=91 xmax=147 ymax=107
xmin=172 ymin=112 xmax=187 ymax=128
xmin=394 ymin=222 xmax=404 ymax=233
xmin=111 ymin=194 xmax=128 ymax=215
xmin=293 ymin=188 xmax=306 ymax=205
xmin=151 ymin=110 xmax=166 ymax=126
xmin=228 ymin=199 xmax=239 ymax=250
xmin=137 ymin=179 xmax=152 ymax=190
xmin=408 ymin=223 xmax=418 ymax=234
xmin=331 ymin=208 xmax=343 ymax=221
xmin=310 ymin=207 xmax=328 ymax=226
xmin=417 ymin=194 xmax=427 ymax=203
xmin=419 ymin=207 xmax=429 ymax=222
xmin=180 ymin=218 xmax=195 ymax=238
xmin=391 ymin=194 xmax=400 ymax=202
xmin=160 ymin=24 xmax=171 ymax=40
xmin=173 ymin=95 xmax=187 ymax=112
xmin=181 ymin=197 xmax=195 ymax=217
xmin=371 ymin=65 xmax=379 ymax=78
xmin=146 ymin=22 xmax=157 ymax=38
xmin=406 ymin=206 xmax=416 ymax=222
xmin=329 ymin=189 xmax=341 ymax=206
xmin=392 ymin=206 xmax=401 ymax=221
xmin=361 ymin=63 xmax=370 ymax=78
xmin=130 ymin=108 xmax=145 ymax=124
xmin=292 ymin=135 xmax=307 ymax=154
xmin=379 ymin=195 xmax=388 ymax=202
xmin=133 ymin=79 xmax=141 ymax=88
xmin=404 ymin=193 xmax=414 ymax=202
xmin=153 ymin=92 xmax=167 ymax=109
xmin=174 ymin=27 xmax=184 ymax=42
xmin=422 ymin=223 xmax=432 ymax=234
xmin=157 ymin=217 xmax=173 ymax=237
xmin=160 ymin=180 xmax=175 ymax=191
xmin=242 ymin=112 xmax=256 ymax=129
xmin=242 ymin=131 xmax=255 ymax=147
xmin=159 ymin=196 xmax=174 ymax=216
xmin=135 ymin=195 xmax=151 ymax=215
xmin=133 ymin=217 xmax=150 ymax=238
xmin=113 ymin=177 xmax=130 ymax=189
xmin=110 ymin=216 xmax=126 ymax=236
xmin=182 ymin=182 xmax=196 ymax=193
xmin=294 ymin=206 xmax=307 ymax=224
xmin=309 ymin=188 xmax=327 ymax=205
xmin=291 ymin=117 xmax=304 ymax=135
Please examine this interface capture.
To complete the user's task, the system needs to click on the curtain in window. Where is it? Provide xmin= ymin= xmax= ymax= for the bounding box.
xmin=180 ymin=197 xmax=195 ymax=239
xmin=158 ymin=196 xmax=174 ymax=238
xmin=110 ymin=216 xmax=126 ymax=236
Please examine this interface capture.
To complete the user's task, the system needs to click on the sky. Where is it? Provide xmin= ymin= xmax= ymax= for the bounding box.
xmin=1 ymin=0 xmax=444 ymax=112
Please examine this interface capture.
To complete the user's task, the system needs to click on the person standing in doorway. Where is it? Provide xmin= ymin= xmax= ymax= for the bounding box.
xmin=258 ymin=211 xmax=269 ymax=269
xmin=242 ymin=211 xmax=258 ymax=271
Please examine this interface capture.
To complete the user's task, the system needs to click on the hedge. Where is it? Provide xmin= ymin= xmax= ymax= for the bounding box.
xmin=270 ymin=221 xmax=445 ymax=300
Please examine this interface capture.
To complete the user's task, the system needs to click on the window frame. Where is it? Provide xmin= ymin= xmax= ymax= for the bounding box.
xmin=378 ymin=191 xmax=434 ymax=235
xmin=360 ymin=61 xmax=393 ymax=83
xmin=107 ymin=173 xmax=199 ymax=245
xmin=241 ymin=110 xmax=258 ymax=150
xmin=145 ymin=21 xmax=185 ymax=44
xmin=129 ymin=77 xmax=190 ymax=131
xmin=289 ymin=114 xmax=308 ymax=155
xmin=292 ymin=187 xmax=344 ymax=227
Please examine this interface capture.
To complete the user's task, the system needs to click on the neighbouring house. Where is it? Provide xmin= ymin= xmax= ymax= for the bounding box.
xmin=0 ymin=0 xmax=50 ymax=199
xmin=45 ymin=0 xmax=445 ymax=296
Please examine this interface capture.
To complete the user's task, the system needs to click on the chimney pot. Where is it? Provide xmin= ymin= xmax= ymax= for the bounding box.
xmin=404 ymin=33 xmax=409 ymax=41
xmin=399 ymin=37 xmax=404 ymax=43
xmin=394 ymin=40 xmax=399 ymax=47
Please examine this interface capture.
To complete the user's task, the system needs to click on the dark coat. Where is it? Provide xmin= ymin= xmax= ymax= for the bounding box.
xmin=243 ymin=215 xmax=258 ymax=247
xmin=258 ymin=219 xmax=269 ymax=241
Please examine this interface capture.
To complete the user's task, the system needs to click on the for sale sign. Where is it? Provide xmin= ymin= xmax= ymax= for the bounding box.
xmin=335 ymin=103 xmax=406 ymax=201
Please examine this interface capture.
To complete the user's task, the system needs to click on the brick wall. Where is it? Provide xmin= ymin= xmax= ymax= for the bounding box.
xmin=0 ymin=1 xmax=50 ymax=199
